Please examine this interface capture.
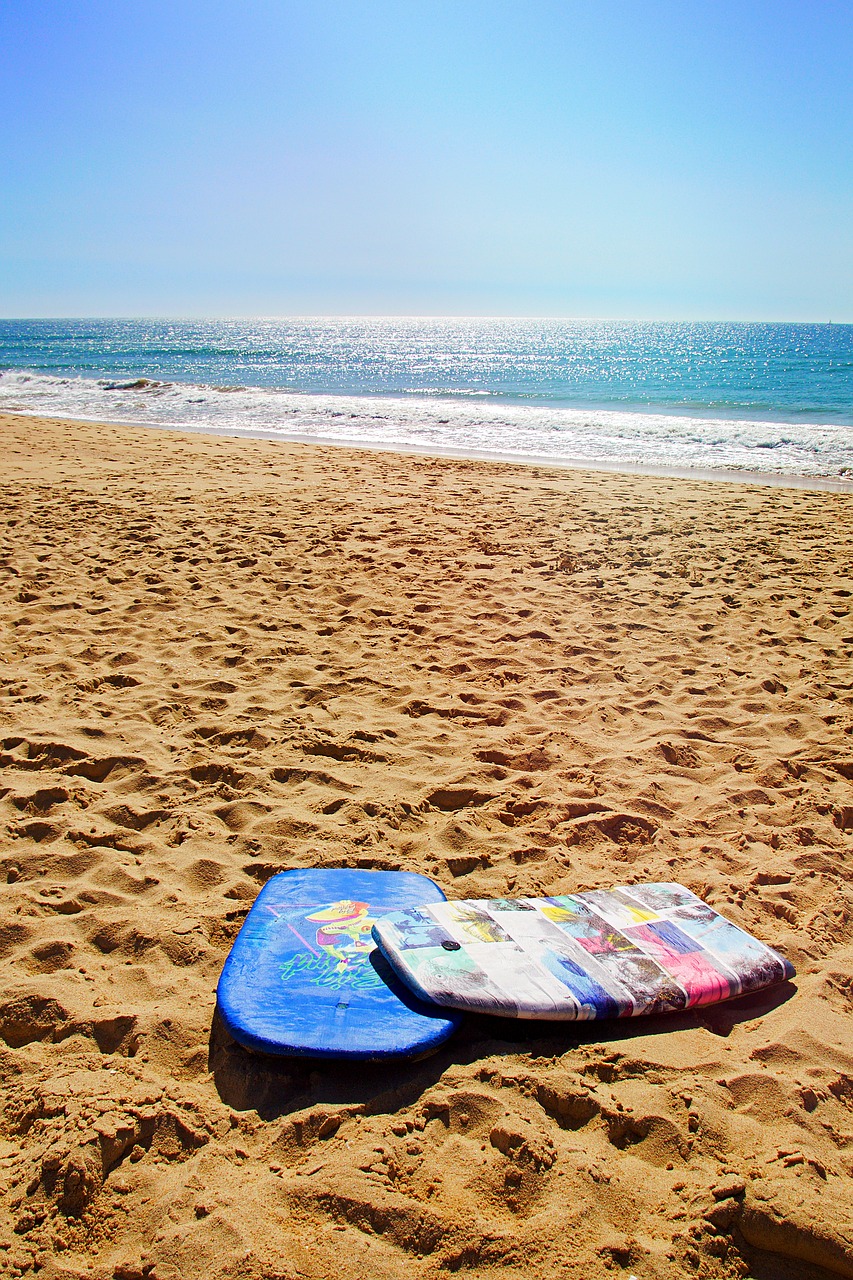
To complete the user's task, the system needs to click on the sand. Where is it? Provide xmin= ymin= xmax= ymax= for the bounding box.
xmin=1 ymin=410 xmax=852 ymax=1280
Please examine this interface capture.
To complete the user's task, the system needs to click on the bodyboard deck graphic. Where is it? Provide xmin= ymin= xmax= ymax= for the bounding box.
xmin=371 ymin=883 xmax=795 ymax=1021
xmin=217 ymin=868 xmax=461 ymax=1058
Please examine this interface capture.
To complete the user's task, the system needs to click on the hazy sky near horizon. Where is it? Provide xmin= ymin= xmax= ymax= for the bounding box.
xmin=1 ymin=0 xmax=851 ymax=320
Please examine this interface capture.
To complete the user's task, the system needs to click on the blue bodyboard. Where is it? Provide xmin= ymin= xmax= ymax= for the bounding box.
xmin=216 ymin=868 xmax=462 ymax=1059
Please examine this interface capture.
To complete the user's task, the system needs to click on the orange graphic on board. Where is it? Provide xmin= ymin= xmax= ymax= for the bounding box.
xmin=305 ymin=900 xmax=376 ymax=970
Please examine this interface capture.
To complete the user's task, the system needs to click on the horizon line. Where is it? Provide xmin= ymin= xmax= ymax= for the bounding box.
xmin=1 ymin=314 xmax=850 ymax=325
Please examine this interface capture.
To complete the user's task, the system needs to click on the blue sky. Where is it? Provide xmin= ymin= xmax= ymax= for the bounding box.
xmin=1 ymin=0 xmax=850 ymax=319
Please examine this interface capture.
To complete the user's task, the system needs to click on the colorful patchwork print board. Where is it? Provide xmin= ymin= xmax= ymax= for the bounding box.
xmin=217 ymin=869 xmax=462 ymax=1058
xmin=371 ymin=883 xmax=795 ymax=1021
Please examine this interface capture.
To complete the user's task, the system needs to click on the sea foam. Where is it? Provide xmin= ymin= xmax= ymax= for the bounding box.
xmin=0 ymin=368 xmax=851 ymax=488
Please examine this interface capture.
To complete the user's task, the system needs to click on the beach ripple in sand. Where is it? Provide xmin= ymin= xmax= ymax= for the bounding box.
xmin=0 ymin=413 xmax=852 ymax=1280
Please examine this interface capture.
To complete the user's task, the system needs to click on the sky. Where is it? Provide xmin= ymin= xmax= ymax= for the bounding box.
xmin=1 ymin=0 xmax=851 ymax=319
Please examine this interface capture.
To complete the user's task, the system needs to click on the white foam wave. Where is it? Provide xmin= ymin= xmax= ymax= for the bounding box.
xmin=1 ymin=369 xmax=851 ymax=487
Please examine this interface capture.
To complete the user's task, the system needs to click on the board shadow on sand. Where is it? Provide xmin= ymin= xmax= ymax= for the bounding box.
xmin=207 ymin=975 xmax=797 ymax=1121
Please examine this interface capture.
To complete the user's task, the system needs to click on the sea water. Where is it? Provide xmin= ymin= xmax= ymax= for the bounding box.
xmin=1 ymin=318 xmax=851 ymax=487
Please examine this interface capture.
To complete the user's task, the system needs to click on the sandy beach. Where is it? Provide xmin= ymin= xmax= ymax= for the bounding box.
xmin=1 ymin=410 xmax=852 ymax=1280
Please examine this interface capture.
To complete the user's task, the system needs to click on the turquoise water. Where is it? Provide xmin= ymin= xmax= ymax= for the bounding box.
xmin=1 ymin=318 xmax=851 ymax=483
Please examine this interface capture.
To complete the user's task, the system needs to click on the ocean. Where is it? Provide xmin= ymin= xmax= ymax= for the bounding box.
xmin=1 ymin=318 xmax=851 ymax=488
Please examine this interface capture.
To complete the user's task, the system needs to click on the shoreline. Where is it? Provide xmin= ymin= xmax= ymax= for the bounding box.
xmin=5 ymin=406 xmax=853 ymax=493
xmin=2 ymin=411 xmax=852 ymax=1280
